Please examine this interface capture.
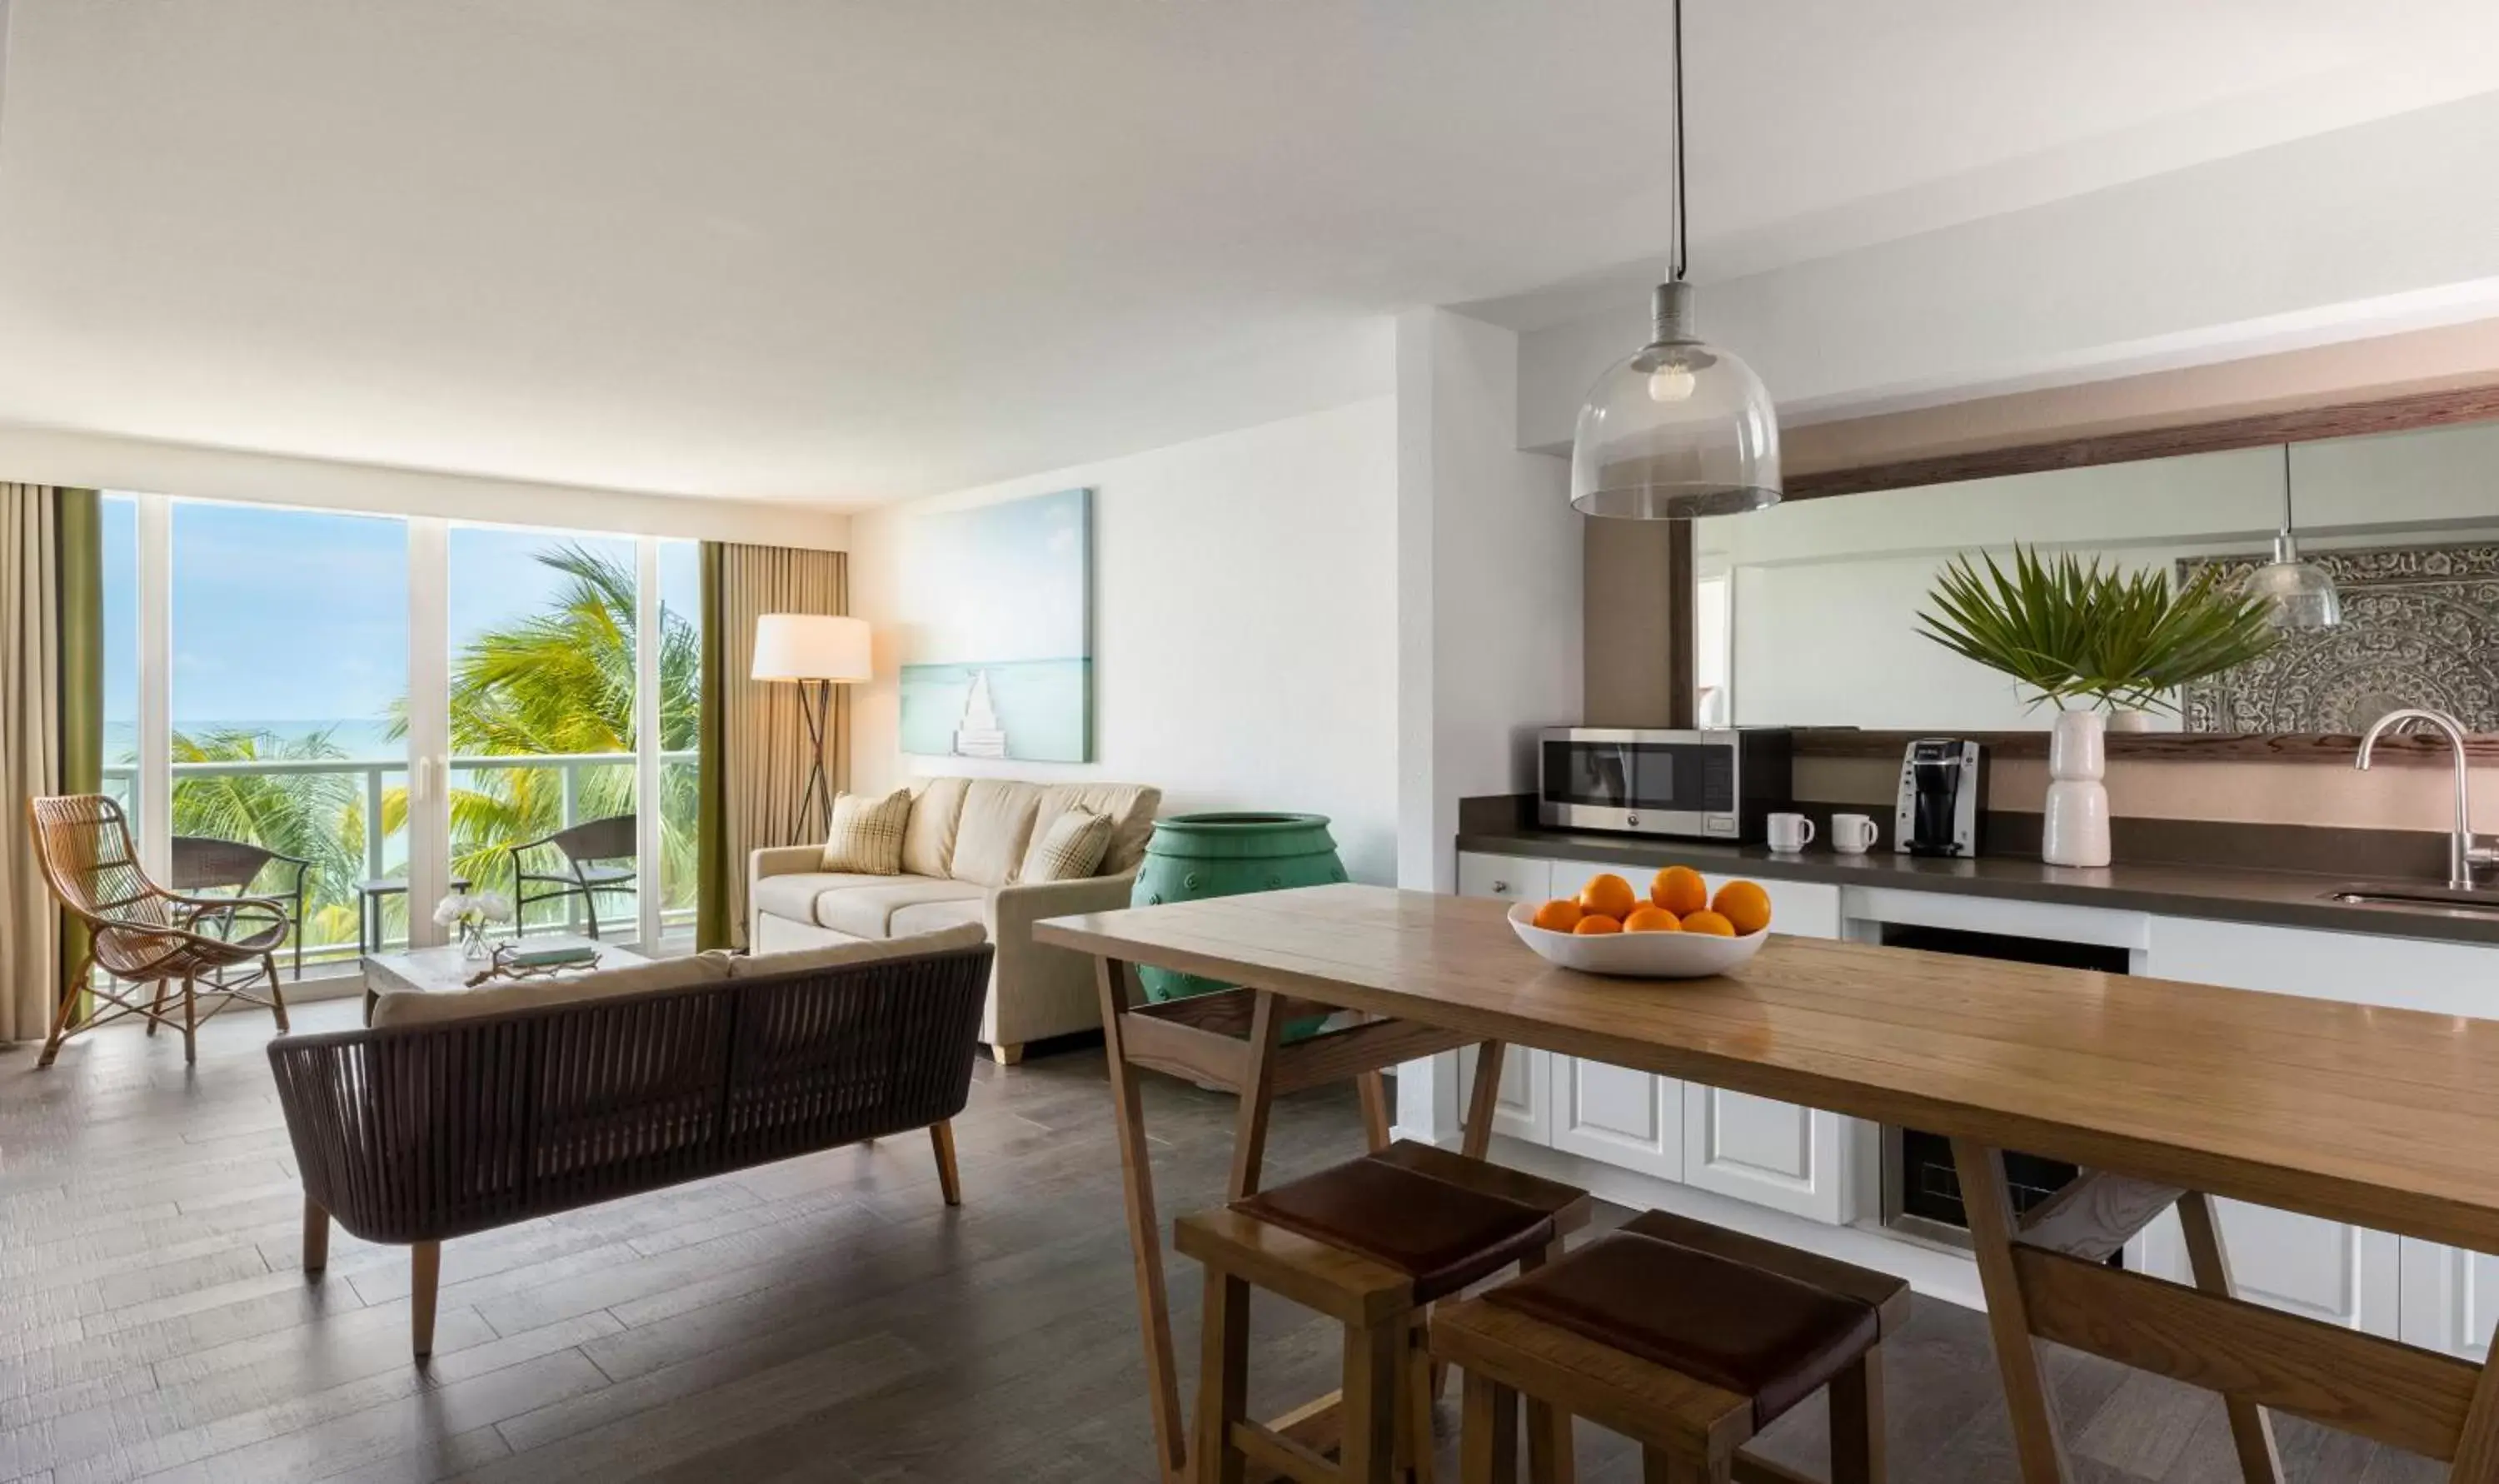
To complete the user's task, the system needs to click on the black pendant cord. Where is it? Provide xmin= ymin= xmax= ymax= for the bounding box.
xmin=1671 ymin=0 xmax=1688 ymax=283
xmin=2281 ymin=442 xmax=2296 ymax=535
xmin=790 ymin=678 xmax=834 ymax=844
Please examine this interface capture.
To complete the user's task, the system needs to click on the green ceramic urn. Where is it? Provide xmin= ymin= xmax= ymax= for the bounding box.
xmin=1131 ymin=812 xmax=1348 ymax=1005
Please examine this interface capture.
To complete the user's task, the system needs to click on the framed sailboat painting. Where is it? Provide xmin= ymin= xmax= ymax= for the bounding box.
xmin=896 ymin=487 xmax=1094 ymax=762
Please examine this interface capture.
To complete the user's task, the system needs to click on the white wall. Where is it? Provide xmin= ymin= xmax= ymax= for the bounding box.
xmin=846 ymin=398 xmax=1402 ymax=884
xmin=0 ymin=424 xmax=848 ymax=548
xmin=1394 ymin=308 xmax=1584 ymax=893
xmin=1516 ymin=90 xmax=2499 ymax=452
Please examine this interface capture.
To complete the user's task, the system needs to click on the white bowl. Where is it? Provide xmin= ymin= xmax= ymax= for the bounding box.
xmin=1506 ymin=901 xmax=1769 ymax=979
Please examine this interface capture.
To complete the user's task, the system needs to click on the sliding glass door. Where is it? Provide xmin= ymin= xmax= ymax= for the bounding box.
xmin=103 ymin=494 xmax=703 ymax=979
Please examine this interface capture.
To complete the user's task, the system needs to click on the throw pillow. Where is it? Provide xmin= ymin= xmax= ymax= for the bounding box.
xmin=820 ymin=788 xmax=913 ymax=874
xmin=1023 ymin=806 xmax=1114 ymax=883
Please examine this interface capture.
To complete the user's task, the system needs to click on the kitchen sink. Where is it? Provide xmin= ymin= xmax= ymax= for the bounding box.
xmin=2325 ymin=882 xmax=2499 ymax=919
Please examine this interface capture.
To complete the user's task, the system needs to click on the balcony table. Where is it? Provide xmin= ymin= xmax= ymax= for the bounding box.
xmin=1035 ymin=882 xmax=2499 ymax=1484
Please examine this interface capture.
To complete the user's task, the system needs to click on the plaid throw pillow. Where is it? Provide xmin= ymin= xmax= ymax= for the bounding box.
xmin=1022 ymin=806 xmax=1114 ymax=883
xmin=820 ymin=788 xmax=913 ymax=874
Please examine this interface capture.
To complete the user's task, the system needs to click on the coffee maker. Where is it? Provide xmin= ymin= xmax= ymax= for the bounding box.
xmin=1896 ymin=739 xmax=1985 ymax=858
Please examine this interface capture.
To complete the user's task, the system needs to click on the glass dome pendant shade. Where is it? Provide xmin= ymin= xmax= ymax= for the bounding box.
xmin=2243 ymin=446 xmax=2342 ymax=630
xmin=1569 ymin=280 xmax=1781 ymax=518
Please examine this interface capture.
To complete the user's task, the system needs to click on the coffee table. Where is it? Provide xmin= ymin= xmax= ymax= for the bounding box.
xmin=360 ymin=934 xmax=650 ymax=1023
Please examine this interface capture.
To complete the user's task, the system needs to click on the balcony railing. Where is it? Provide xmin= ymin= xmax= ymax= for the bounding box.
xmin=102 ymin=749 xmax=698 ymax=965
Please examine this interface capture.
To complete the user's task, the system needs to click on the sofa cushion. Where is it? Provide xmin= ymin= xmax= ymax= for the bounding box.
xmin=370 ymin=954 xmax=731 ymax=1028
xmin=890 ymin=898 xmax=987 ymax=938
xmin=951 ymin=779 xmax=1044 ymax=886
xmin=817 ymin=877 xmax=989 ymax=939
xmin=1026 ymin=783 xmax=1161 ymax=877
xmin=1024 ymin=807 xmax=1114 ymax=883
xmin=751 ymin=871 xmax=893 ymax=925
xmin=726 ymin=921 xmax=986 ymax=978
xmin=901 ymin=776 xmax=972 ymax=879
xmin=820 ymin=788 xmax=913 ymax=874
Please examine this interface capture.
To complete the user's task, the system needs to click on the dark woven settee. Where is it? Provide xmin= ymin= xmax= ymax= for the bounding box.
xmin=267 ymin=943 xmax=994 ymax=1358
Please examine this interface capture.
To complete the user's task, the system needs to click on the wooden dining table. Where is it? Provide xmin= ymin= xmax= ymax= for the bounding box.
xmin=1035 ymin=881 xmax=2499 ymax=1484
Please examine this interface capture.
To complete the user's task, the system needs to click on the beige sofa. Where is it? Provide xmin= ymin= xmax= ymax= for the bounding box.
xmin=749 ymin=776 xmax=1160 ymax=1063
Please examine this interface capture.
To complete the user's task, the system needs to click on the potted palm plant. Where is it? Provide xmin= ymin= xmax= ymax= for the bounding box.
xmin=1916 ymin=547 xmax=2277 ymax=867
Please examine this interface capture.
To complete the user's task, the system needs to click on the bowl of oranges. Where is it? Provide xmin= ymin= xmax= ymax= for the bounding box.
xmin=1507 ymin=866 xmax=1773 ymax=979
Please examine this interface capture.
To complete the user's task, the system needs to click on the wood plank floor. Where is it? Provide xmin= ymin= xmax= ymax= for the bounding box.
xmin=0 ymin=997 xmax=2446 ymax=1482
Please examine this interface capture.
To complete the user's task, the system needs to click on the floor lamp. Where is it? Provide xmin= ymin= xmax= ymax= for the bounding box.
xmin=751 ymin=614 xmax=872 ymax=842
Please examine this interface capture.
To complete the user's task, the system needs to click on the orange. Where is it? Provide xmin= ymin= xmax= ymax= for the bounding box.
xmin=1712 ymin=879 xmax=1773 ymax=936
xmin=1577 ymin=874 xmax=1639 ymax=921
xmin=1679 ymin=909 xmax=1737 ymax=938
xmin=1572 ymin=914 xmax=1624 ymax=935
xmin=1624 ymin=906 xmax=1682 ymax=934
xmin=1529 ymin=898 xmax=1584 ymax=933
xmin=1651 ymin=865 xmax=1709 ymax=916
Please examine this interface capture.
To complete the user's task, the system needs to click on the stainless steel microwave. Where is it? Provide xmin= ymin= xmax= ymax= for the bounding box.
xmin=1537 ymin=728 xmax=1793 ymax=842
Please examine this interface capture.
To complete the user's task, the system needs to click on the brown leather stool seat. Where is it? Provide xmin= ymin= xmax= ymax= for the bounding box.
xmin=1176 ymin=1142 xmax=1594 ymax=1484
xmin=1433 ymin=1208 xmax=1910 ymax=1482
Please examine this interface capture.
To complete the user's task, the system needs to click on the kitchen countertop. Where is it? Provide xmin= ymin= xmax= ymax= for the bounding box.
xmin=1457 ymin=824 xmax=2499 ymax=948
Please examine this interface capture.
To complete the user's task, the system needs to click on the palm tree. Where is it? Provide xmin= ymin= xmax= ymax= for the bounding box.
xmin=414 ymin=542 xmax=701 ymax=924
xmin=167 ymin=728 xmax=371 ymax=949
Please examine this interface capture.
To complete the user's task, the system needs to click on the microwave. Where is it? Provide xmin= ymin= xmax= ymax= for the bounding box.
xmin=1537 ymin=728 xmax=1793 ymax=842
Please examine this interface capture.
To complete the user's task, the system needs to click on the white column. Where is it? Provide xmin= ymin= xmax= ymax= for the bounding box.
xmin=134 ymin=494 xmax=171 ymax=879
xmin=634 ymin=538 xmax=664 ymax=948
xmin=404 ymin=519 xmax=451 ymax=945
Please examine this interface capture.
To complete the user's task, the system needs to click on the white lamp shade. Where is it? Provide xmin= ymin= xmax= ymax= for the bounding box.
xmin=751 ymin=614 xmax=871 ymax=683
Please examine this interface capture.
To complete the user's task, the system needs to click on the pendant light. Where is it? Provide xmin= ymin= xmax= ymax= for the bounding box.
xmin=1569 ymin=0 xmax=1779 ymax=519
xmin=2243 ymin=444 xmax=2342 ymax=630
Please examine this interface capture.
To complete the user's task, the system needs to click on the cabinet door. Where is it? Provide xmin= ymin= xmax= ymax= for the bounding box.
xmin=1455 ymin=853 xmax=1550 ymax=908
xmin=2402 ymin=1239 xmax=2499 ymax=1359
xmin=1679 ymin=876 xmax=1849 ymax=1221
xmin=1549 ymin=1053 xmax=1683 ymax=1180
xmin=1455 ymin=1041 xmax=1551 ymax=1147
xmin=2143 ymin=916 xmax=2414 ymax=1337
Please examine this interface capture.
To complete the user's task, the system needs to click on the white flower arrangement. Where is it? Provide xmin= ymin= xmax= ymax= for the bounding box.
xmin=432 ymin=891 xmax=514 ymax=930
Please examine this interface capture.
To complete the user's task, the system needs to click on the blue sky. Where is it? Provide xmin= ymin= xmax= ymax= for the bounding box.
xmin=104 ymin=496 xmax=700 ymax=729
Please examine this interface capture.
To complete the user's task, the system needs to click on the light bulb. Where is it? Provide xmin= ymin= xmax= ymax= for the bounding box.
xmin=1648 ymin=364 xmax=1696 ymax=403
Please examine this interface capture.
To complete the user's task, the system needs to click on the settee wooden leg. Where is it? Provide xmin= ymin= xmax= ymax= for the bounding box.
xmin=930 ymin=1121 xmax=962 ymax=1207
xmin=411 ymin=1242 xmax=441 ymax=1360
xmin=990 ymin=1041 xmax=1025 ymax=1066
xmin=303 ymin=1198 xmax=330 ymax=1274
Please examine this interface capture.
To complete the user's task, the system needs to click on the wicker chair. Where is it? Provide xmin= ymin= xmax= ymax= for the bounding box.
xmin=508 ymin=813 xmax=636 ymax=939
xmin=172 ymin=834 xmax=312 ymax=978
xmin=28 ymin=794 xmax=292 ymax=1068
xmin=268 ymin=941 xmax=994 ymax=1358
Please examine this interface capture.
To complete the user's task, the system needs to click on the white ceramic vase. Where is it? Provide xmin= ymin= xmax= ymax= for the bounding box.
xmin=2042 ymin=710 xmax=2112 ymax=868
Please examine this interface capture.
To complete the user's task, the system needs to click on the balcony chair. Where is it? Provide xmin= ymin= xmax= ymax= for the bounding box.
xmin=508 ymin=813 xmax=636 ymax=939
xmin=172 ymin=834 xmax=312 ymax=978
xmin=27 ymin=794 xmax=292 ymax=1068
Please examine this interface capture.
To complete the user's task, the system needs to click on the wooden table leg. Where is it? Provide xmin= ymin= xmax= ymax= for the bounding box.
xmin=2175 ymin=1192 xmax=2282 ymax=1484
xmin=1098 ymin=956 xmax=1190 ymax=1484
xmin=1230 ymin=991 xmax=1286 ymax=1200
xmin=1359 ymin=1071 xmax=1394 ymax=1152
xmin=1461 ymin=1041 xmax=1506 ymax=1160
xmin=1951 ymin=1139 xmax=2072 ymax=1484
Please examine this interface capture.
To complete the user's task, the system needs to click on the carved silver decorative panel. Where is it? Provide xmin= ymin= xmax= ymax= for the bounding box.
xmin=2177 ymin=543 xmax=2499 ymax=733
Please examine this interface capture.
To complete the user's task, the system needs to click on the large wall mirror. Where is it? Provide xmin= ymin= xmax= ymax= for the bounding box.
xmin=1697 ymin=413 xmax=2499 ymax=747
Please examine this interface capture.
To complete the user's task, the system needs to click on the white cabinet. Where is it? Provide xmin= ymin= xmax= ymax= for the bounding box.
xmin=2402 ymin=1242 xmax=2499 ymax=1360
xmin=1455 ymin=853 xmax=1550 ymax=908
xmin=1549 ymin=1053 xmax=1685 ymax=1179
xmin=2142 ymin=916 xmax=2417 ymax=1339
xmin=1678 ymin=876 xmax=1850 ymax=1222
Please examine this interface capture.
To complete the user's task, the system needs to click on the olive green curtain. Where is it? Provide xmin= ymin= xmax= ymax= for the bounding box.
xmin=2 ymin=484 xmax=99 ymax=1047
xmin=696 ymin=542 xmax=850 ymax=951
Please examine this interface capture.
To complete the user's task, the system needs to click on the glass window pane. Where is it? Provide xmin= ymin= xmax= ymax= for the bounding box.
xmin=447 ymin=528 xmax=641 ymax=934
xmin=169 ymin=501 xmax=409 ymax=964
xmin=659 ymin=539 xmax=701 ymax=939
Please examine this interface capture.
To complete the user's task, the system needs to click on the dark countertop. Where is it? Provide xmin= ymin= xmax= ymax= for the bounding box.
xmin=1456 ymin=825 xmax=2499 ymax=949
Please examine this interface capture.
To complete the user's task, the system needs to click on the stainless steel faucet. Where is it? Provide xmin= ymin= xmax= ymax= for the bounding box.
xmin=2355 ymin=707 xmax=2499 ymax=890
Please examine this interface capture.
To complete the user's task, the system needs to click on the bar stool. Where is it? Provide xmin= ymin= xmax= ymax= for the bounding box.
xmin=1175 ymin=1141 xmax=1593 ymax=1484
xmin=1431 ymin=1209 xmax=1908 ymax=1483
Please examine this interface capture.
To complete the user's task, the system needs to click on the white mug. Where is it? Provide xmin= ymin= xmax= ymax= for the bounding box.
xmin=1831 ymin=813 xmax=1880 ymax=854
xmin=1766 ymin=813 xmax=1815 ymax=853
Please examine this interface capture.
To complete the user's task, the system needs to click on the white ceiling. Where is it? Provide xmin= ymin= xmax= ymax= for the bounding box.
xmin=3 ymin=1 xmax=2498 ymax=507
